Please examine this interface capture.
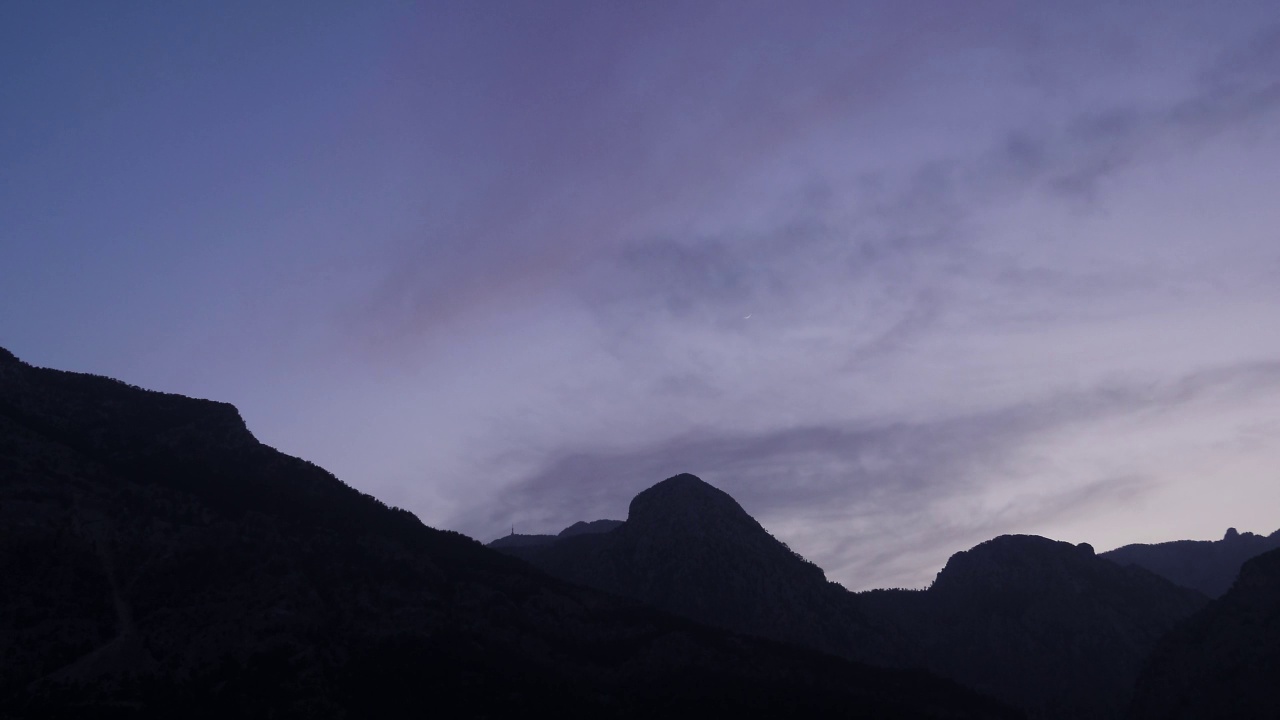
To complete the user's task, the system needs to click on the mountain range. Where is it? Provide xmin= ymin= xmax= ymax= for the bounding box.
xmin=4 ymin=345 xmax=1279 ymax=718
xmin=492 ymin=476 xmax=1221 ymax=719
xmin=0 ymin=346 xmax=1014 ymax=718
xmin=1131 ymin=545 xmax=1280 ymax=719
xmin=497 ymin=487 xmax=1280 ymax=719
xmin=1101 ymin=526 xmax=1280 ymax=598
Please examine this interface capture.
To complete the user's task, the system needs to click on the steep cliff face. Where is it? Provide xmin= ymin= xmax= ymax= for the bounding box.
xmin=0 ymin=347 xmax=1016 ymax=718
xmin=1102 ymin=527 xmax=1280 ymax=598
xmin=1130 ymin=547 xmax=1280 ymax=720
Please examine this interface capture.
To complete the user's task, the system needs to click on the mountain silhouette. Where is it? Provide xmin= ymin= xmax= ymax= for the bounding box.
xmin=0 ymin=347 xmax=1016 ymax=718
xmin=1129 ymin=546 xmax=1280 ymax=719
xmin=500 ymin=478 xmax=1209 ymax=719
xmin=860 ymin=536 xmax=1209 ymax=719
xmin=1101 ymin=526 xmax=1280 ymax=598
xmin=494 ymin=473 xmax=910 ymax=665
xmin=558 ymin=518 xmax=624 ymax=537
xmin=489 ymin=518 xmax=622 ymax=550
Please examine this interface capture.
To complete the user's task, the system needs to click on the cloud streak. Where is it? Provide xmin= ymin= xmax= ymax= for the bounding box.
xmin=9 ymin=2 xmax=1280 ymax=594
xmin=458 ymin=360 xmax=1280 ymax=589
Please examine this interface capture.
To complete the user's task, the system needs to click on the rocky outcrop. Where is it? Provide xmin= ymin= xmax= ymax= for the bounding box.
xmin=1102 ymin=526 xmax=1280 ymax=598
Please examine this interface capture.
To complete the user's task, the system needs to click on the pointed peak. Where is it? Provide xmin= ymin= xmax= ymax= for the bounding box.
xmin=653 ymin=472 xmax=713 ymax=490
xmin=0 ymin=347 xmax=18 ymax=364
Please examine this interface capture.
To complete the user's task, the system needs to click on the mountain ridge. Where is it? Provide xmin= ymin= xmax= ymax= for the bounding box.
xmin=1101 ymin=526 xmax=1280 ymax=598
xmin=0 ymin=346 xmax=1016 ymax=718
xmin=859 ymin=534 xmax=1208 ymax=719
xmin=498 ymin=477 xmax=1210 ymax=719
xmin=1130 ymin=546 xmax=1280 ymax=718
xmin=495 ymin=473 xmax=896 ymax=665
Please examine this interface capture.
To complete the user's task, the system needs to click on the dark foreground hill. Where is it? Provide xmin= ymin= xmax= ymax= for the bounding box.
xmin=0 ymin=347 xmax=1016 ymax=719
xmin=1101 ymin=526 xmax=1280 ymax=598
xmin=1130 ymin=547 xmax=1280 ymax=719
xmin=499 ymin=476 xmax=1207 ymax=719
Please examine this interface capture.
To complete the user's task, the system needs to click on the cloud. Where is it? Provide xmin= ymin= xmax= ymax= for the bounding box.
xmin=347 ymin=8 xmax=1280 ymax=370
xmin=990 ymin=22 xmax=1280 ymax=200
xmin=325 ymin=5 xmax=1280 ymax=592
xmin=566 ymin=17 xmax=1280 ymax=372
xmin=455 ymin=359 xmax=1280 ymax=589
xmin=345 ymin=2 xmax=1057 ymax=355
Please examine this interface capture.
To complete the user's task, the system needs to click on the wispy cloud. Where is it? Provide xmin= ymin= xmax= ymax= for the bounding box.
xmin=414 ymin=11 xmax=1280 ymax=593
xmin=9 ymin=2 xmax=1280 ymax=592
xmin=456 ymin=361 xmax=1280 ymax=589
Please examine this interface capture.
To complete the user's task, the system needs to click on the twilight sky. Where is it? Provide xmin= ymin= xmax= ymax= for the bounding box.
xmin=4 ymin=1 xmax=1280 ymax=590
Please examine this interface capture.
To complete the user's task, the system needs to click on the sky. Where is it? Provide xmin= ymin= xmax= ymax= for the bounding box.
xmin=4 ymin=1 xmax=1280 ymax=590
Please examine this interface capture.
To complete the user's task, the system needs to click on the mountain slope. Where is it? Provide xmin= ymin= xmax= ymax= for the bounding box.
xmin=1101 ymin=527 xmax=1280 ymax=598
xmin=1130 ymin=547 xmax=1280 ymax=719
xmin=0 ymin=347 xmax=1016 ymax=718
xmin=858 ymin=536 xmax=1209 ymax=719
xmin=498 ymin=477 xmax=1209 ymax=720
xmin=495 ymin=474 xmax=910 ymax=665
xmin=489 ymin=518 xmax=622 ymax=550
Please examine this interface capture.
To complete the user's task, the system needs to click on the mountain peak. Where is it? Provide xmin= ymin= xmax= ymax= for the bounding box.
xmin=930 ymin=534 xmax=1102 ymax=595
xmin=0 ymin=346 xmax=18 ymax=364
xmin=627 ymin=473 xmax=753 ymax=530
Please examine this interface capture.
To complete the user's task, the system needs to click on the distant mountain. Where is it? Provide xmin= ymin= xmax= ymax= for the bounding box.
xmin=1101 ymin=527 xmax=1280 ymax=598
xmin=859 ymin=536 xmax=1209 ymax=719
xmin=486 ymin=532 xmax=557 ymax=549
xmin=499 ymin=477 xmax=1208 ymax=720
xmin=0 ymin=348 xmax=1016 ymax=718
xmin=488 ymin=518 xmax=622 ymax=550
xmin=1130 ymin=547 xmax=1280 ymax=719
xmin=493 ymin=474 xmax=910 ymax=665
xmin=558 ymin=518 xmax=624 ymax=538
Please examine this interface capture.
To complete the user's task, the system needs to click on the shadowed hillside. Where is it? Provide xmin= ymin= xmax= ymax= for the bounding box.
xmin=1130 ymin=547 xmax=1280 ymax=719
xmin=496 ymin=474 xmax=912 ymax=666
xmin=498 ymin=477 xmax=1208 ymax=719
xmin=1102 ymin=527 xmax=1280 ymax=598
xmin=0 ymin=347 xmax=1017 ymax=718
xmin=859 ymin=537 xmax=1208 ymax=719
